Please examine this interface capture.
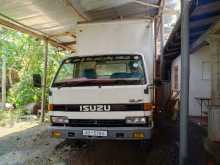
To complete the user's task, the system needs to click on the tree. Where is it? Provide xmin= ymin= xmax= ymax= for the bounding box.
xmin=0 ymin=28 xmax=65 ymax=107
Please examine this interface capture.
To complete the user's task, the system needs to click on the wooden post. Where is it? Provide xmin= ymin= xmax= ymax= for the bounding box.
xmin=40 ymin=39 xmax=48 ymax=122
xmin=160 ymin=14 xmax=164 ymax=80
xmin=2 ymin=55 xmax=6 ymax=110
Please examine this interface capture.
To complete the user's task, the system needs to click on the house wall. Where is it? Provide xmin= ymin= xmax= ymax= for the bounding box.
xmin=171 ymin=45 xmax=212 ymax=116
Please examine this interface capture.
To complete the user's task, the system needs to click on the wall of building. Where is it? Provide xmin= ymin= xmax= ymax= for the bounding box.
xmin=171 ymin=45 xmax=212 ymax=116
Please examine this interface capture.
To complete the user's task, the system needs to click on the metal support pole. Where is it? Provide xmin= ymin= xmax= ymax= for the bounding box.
xmin=1 ymin=56 xmax=6 ymax=110
xmin=179 ymin=1 xmax=190 ymax=165
xmin=40 ymin=39 xmax=48 ymax=122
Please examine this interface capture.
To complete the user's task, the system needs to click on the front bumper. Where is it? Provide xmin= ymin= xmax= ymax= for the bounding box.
xmin=49 ymin=126 xmax=153 ymax=140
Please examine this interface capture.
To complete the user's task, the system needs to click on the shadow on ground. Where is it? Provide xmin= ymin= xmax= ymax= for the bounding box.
xmin=57 ymin=119 xmax=208 ymax=165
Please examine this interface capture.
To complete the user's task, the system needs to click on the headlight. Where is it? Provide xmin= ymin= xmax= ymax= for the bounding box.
xmin=51 ymin=116 xmax=69 ymax=124
xmin=126 ymin=117 xmax=146 ymax=124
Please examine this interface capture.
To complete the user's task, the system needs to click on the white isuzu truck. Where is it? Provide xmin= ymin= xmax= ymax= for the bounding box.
xmin=44 ymin=19 xmax=156 ymax=140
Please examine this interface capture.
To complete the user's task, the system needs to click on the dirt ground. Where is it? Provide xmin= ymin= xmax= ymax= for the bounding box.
xmin=0 ymin=121 xmax=63 ymax=165
xmin=0 ymin=119 xmax=207 ymax=165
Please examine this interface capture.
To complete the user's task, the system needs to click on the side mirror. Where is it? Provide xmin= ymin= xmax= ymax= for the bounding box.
xmin=33 ymin=74 xmax=41 ymax=88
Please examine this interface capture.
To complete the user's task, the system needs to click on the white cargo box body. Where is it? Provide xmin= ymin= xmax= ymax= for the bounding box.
xmin=75 ymin=19 xmax=155 ymax=83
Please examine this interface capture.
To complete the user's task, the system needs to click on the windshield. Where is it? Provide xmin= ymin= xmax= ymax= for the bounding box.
xmin=52 ymin=55 xmax=146 ymax=87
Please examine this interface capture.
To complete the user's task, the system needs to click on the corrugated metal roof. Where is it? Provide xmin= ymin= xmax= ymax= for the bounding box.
xmin=0 ymin=0 xmax=161 ymax=52
xmin=82 ymin=0 xmax=159 ymax=20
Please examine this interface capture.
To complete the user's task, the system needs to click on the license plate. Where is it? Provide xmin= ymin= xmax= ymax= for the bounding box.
xmin=82 ymin=130 xmax=107 ymax=137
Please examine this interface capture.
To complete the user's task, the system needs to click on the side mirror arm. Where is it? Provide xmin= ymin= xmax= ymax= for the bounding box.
xmin=144 ymin=83 xmax=154 ymax=94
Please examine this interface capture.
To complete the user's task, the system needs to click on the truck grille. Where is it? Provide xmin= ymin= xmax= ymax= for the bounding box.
xmin=52 ymin=119 xmax=150 ymax=127
xmin=67 ymin=119 xmax=126 ymax=127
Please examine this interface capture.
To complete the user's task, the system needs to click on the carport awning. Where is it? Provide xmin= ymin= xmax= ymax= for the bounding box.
xmin=0 ymin=0 xmax=162 ymax=52
xmin=163 ymin=0 xmax=220 ymax=63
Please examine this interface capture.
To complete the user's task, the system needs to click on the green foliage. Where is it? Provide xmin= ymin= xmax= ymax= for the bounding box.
xmin=0 ymin=28 xmax=65 ymax=107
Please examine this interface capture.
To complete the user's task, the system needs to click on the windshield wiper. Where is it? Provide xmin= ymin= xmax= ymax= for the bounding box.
xmin=53 ymin=79 xmax=97 ymax=87
xmin=110 ymin=79 xmax=142 ymax=85
xmin=52 ymin=79 xmax=143 ymax=87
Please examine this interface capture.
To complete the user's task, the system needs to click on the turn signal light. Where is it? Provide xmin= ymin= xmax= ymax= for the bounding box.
xmin=48 ymin=104 xmax=53 ymax=111
xmin=144 ymin=103 xmax=154 ymax=111
xmin=51 ymin=130 xmax=62 ymax=138
xmin=133 ymin=132 xmax=145 ymax=139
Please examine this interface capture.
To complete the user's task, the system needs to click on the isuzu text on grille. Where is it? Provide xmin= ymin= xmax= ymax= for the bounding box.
xmin=80 ymin=105 xmax=111 ymax=112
